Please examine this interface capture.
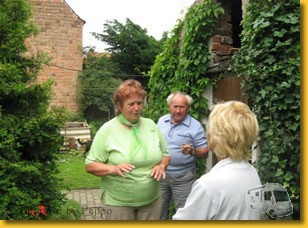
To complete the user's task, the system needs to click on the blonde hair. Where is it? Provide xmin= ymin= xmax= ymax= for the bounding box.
xmin=208 ymin=101 xmax=259 ymax=161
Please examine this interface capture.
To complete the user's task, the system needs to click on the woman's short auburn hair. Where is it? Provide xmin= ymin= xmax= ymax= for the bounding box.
xmin=113 ymin=79 xmax=147 ymax=111
xmin=207 ymin=101 xmax=259 ymax=161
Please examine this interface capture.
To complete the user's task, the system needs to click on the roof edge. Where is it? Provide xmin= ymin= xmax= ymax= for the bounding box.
xmin=63 ymin=0 xmax=86 ymax=24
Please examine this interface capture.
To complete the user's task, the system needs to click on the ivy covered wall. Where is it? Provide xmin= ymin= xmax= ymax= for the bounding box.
xmin=147 ymin=0 xmax=300 ymax=219
xmin=231 ymin=0 xmax=300 ymax=219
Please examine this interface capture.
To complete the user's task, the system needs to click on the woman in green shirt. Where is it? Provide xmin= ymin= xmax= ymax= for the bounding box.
xmin=85 ymin=79 xmax=170 ymax=220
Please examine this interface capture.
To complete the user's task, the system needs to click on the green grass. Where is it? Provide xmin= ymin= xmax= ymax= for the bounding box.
xmin=56 ymin=151 xmax=100 ymax=189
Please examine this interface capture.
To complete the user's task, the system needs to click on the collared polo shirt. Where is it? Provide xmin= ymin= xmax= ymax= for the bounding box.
xmin=86 ymin=117 xmax=169 ymax=207
xmin=157 ymin=114 xmax=207 ymax=174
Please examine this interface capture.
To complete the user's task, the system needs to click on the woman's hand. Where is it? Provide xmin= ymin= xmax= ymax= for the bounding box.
xmin=113 ymin=163 xmax=135 ymax=177
xmin=86 ymin=162 xmax=135 ymax=177
xmin=151 ymin=164 xmax=166 ymax=181
xmin=151 ymin=156 xmax=170 ymax=181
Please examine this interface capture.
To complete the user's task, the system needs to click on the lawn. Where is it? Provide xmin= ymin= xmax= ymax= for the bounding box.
xmin=56 ymin=151 xmax=100 ymax=189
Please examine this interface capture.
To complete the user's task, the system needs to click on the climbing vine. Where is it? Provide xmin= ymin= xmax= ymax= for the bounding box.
xmin=230 ymin=0 xmax=300 ymax=219
xmin=147 ymin=0 xmax=224 ymax=122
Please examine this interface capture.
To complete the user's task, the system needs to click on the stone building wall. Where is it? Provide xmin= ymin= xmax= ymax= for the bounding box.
xmin=26 ymin=0 xmax=85 ymax=112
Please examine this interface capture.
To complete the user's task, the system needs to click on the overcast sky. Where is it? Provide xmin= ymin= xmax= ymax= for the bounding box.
xmin=65 ymin=0 xmax=196 ymax=52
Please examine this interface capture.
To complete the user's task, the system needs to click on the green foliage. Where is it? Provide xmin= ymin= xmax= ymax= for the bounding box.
xmin=0 ymin=0 xmax=38 ymax=59
xmin=47 ymin=199 xmax=83 ymax=220
xmin=0 ymin=0 xmax=66 ymax=220
xmin=147 ymin=0 xmax=224 ymax=122
xmin=78 ymin=51 xmax=123 ymax=122
xmin=93 ymin=18 xmax=161 ymax=75
xmin=230 ymin=0 xmax=300 ymax=219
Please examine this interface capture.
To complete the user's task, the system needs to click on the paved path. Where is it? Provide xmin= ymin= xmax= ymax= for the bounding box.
xmin=64 ymin=188 xmax=103 ymax=220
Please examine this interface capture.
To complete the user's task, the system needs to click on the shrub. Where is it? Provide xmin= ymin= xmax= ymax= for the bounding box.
xmin=0 ymin=0 xmax=66 ymax=219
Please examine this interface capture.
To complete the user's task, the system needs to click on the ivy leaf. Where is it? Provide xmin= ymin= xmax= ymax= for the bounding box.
xmin=259 ymin=89 xmax=267 ymax=98
xmin=280 ymin=81 xmax=290 ymax=88
xmin=273 ymin=29 xmax=287 ymax=38
xmin=284 ymin=172 xmax=294 ymax=182
xmin=264 ymin=129 xmax=274 ymax=137
xmin=271 ymin=155 xmax=279 ymax=164
xmin=275 ymin=168 xmax=284 ymax=177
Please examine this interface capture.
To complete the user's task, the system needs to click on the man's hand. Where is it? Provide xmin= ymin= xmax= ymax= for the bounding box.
xmin=181 ymin=144 xmax=193 ymax=155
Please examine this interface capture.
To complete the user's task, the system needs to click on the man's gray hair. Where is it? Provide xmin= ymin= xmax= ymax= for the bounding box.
xmin=166 ymin=92 xmax=194 ymax=107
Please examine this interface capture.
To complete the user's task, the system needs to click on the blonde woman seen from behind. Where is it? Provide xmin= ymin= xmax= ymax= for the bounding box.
xmin=173 ymin=101 xmax=261 ymax=220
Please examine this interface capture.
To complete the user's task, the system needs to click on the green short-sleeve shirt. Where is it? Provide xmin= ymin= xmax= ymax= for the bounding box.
xmin=85 ymin=116 xmax=169 ymax=207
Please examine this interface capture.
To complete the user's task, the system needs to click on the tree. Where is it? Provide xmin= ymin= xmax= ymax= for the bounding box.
xmin=231 ymin=0 xmax=300 ymax=219
xmin=0 ymin=0 xmax=66 ymax=219
xmin=92 ymin=18 xmax=161 ymax=76
xmin=78 ymin=50 xmax=123 ymax=126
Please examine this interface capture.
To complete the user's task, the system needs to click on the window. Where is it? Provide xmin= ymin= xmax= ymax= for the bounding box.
xmin=264 ymin=191 xmax=272 ymax=201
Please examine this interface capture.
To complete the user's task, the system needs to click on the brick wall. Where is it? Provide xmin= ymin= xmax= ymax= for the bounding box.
xmin=26 ymin=0 xmax=85 ymax=112
xmin=208 ymin=0 xmax=237 ymax=73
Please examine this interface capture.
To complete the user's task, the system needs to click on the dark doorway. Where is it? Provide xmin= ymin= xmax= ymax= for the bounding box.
xmin=231 ymin=0 xmax=243 ymax=48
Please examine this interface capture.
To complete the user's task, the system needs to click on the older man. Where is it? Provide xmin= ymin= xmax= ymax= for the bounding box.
xmin=157 ymin=92 xmax=209 ymax=220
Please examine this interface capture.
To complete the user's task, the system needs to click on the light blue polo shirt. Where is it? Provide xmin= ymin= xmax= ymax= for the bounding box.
xmin=157 ymin=114 xmax=208 ymax=174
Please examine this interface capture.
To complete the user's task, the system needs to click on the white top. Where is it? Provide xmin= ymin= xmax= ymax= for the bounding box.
xmin=173 ymin=158 xmax=261 ymax=220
